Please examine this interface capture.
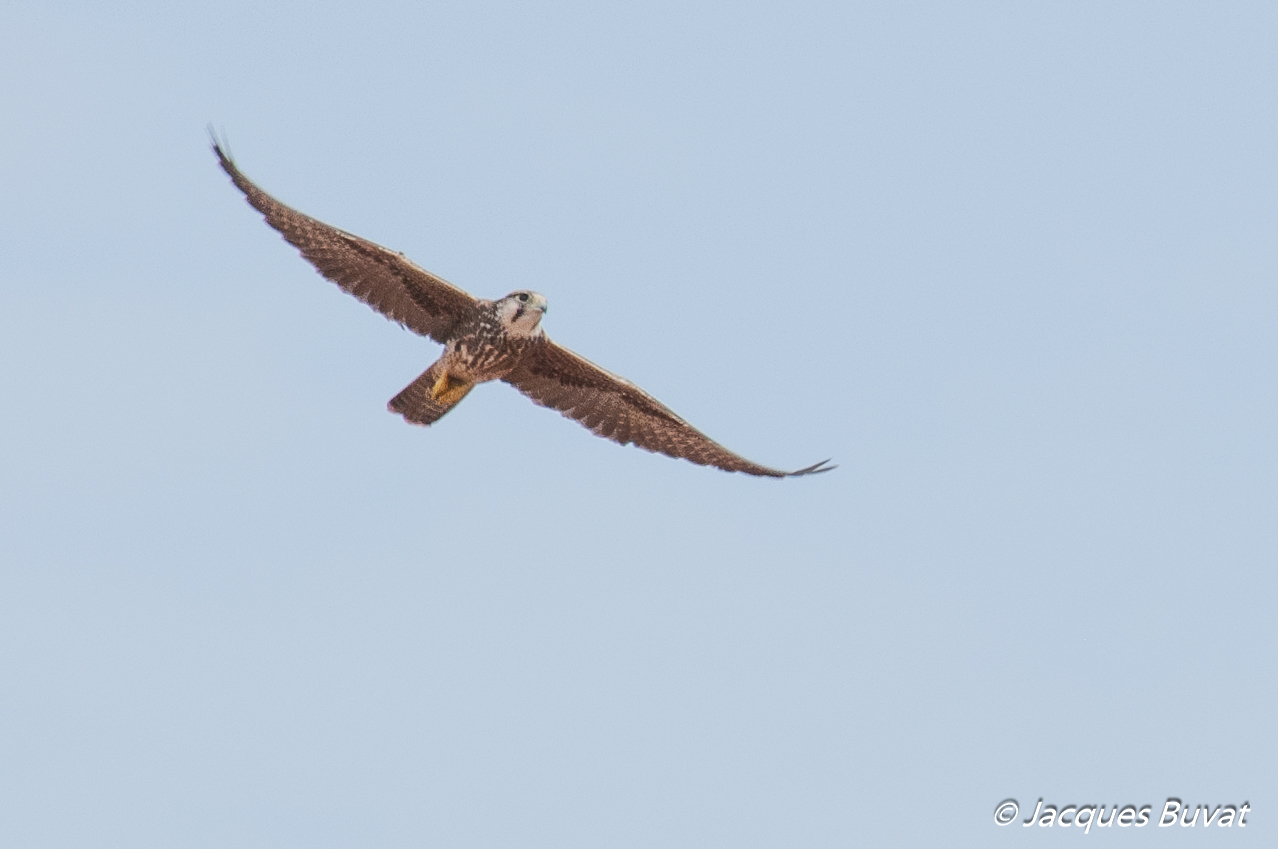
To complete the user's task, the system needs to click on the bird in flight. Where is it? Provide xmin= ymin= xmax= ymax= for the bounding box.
xmin=213 ymin=139 xmax=833 ymax=478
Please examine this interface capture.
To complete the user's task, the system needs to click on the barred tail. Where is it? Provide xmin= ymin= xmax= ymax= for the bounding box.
xmin=388 ymin=360 xmax=473 ymax=426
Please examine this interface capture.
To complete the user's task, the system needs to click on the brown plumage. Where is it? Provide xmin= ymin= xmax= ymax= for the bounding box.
xmin=213 ymin=137 xmax=833 ymax=478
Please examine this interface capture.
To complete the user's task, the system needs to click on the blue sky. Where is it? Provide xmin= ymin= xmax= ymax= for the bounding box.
xmin=1 ymin=2 xmax=1274 ymax=846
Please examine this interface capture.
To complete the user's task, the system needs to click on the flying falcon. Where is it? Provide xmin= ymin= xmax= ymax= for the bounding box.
xmin=213 ymin=140 xmax=833 ymax=478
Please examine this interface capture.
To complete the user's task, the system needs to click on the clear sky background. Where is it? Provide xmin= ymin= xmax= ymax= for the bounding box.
xmin=1 ymin=2 xmax=1274 ymax=846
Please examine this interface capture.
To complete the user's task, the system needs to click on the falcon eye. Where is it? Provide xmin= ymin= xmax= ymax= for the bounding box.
xmin=516 ymin=293 xmax=530 ymax=303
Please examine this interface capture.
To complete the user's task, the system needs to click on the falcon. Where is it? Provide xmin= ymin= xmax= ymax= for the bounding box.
xmin=213 ymin=139 xmax=833 ymax=478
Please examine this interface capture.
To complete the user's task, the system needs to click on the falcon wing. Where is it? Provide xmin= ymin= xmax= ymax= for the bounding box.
xmin=213 ymin=138 xmax=477 ymax=343
xmin=503 ymin=339 xmax=833 ymax=478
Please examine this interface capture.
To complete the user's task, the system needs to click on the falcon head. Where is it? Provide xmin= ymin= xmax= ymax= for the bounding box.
xmin=497 ymin=290 xmax=548 ymax=337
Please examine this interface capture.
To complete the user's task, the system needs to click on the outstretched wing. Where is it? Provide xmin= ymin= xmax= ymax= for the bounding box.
xmin=503 ymin=339 xmax=833 ymax=478
xmin=213 ymin=138 xmax=477 ymax=343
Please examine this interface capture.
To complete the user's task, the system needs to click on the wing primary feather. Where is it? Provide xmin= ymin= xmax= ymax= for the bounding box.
xmin=783 ymin=459 xmax=837 ymax=477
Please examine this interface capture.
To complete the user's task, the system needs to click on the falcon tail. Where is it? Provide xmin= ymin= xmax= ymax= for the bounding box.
xmin=388 ymin=360 xmax=473 ymax=426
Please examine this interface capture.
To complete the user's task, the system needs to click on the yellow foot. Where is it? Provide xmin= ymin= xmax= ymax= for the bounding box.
xmin=430 ymin=372 xmax=472 ymax=406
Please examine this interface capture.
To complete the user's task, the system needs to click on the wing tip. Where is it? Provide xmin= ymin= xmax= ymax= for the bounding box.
xmin=783 ymin=458 xmax=836 ymax=478
xmin=208 ymin=125 xmax=233 ymax=168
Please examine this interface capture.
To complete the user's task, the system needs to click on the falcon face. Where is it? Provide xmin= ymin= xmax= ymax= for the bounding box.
xmin=496 ymin=290 xmax=548 ymax=337
xmin=213 ymin=136 xmax=833 ymax=478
